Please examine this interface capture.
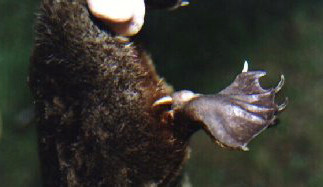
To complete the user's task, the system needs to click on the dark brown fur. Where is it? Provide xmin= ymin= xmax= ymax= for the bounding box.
xmin=29 ymin=0 xmax=192 ymax=186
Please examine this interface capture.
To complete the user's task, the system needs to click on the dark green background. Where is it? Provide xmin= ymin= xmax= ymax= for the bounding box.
xmin=1 ymin=0 xmax=323 ymax=186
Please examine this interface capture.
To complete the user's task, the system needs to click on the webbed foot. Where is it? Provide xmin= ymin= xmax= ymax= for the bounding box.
xmin=153 ymin=62 xmax=287 ymax=150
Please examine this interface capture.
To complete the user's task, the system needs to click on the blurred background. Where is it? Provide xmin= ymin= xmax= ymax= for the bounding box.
xmin=1 ymin=0 xmax=323 ymax=186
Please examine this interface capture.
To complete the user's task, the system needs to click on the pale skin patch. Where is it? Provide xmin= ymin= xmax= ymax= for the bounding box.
xmin=87 ymin=0 xmax=145 ymax=36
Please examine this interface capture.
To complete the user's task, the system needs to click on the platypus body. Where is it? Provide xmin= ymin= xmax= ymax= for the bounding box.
xmin=29 ymin=0 xmax=286 ymax=186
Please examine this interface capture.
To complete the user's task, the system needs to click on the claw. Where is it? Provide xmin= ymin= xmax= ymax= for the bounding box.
xmin=180 ymin=0 xmax=190 ymax=6
xmin=242 ymin=61 xmax=249 ymax=73
xmin=241 ymin=146 xmax=249 ymax=151
xmin=278 ymin=97 xmax=288 ymax=112
xmin=274 ymin=75 xmax=285 ymax=93
xmin=152 ymin=96 xmax=173 ymax=107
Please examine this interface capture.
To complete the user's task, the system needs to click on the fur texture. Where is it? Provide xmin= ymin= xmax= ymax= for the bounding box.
xmin=29 ymin=0 xmax=192 ymax=186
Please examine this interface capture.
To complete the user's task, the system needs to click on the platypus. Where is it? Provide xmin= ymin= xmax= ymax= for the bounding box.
xmin=29 ymin=0 xmax=286 ymax=186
